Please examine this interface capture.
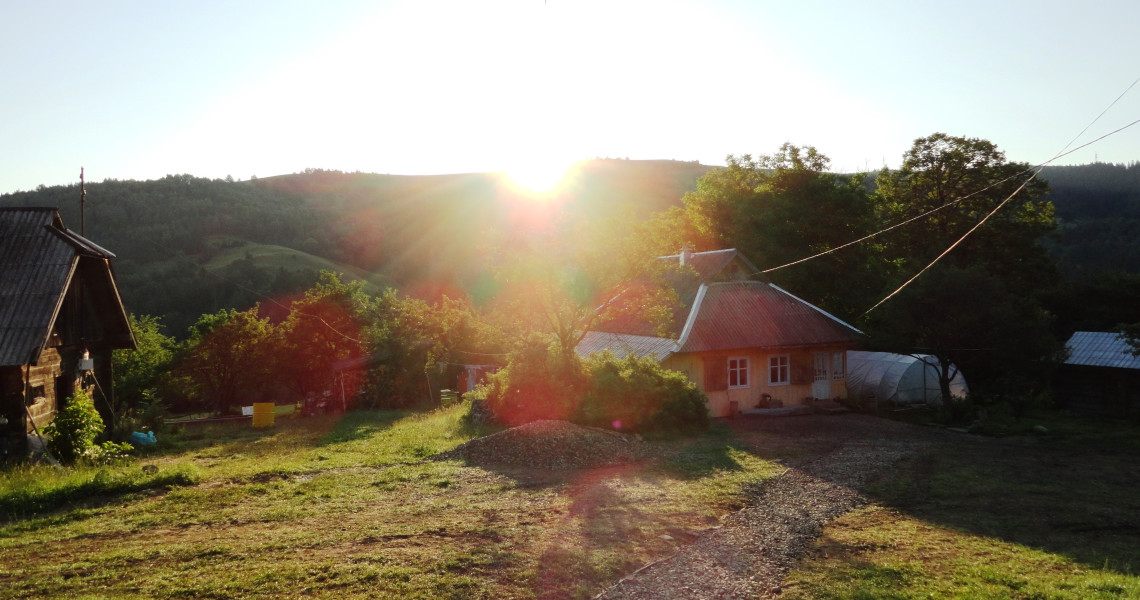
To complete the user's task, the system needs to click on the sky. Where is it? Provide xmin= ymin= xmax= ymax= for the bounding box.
xmin=2 ymin=0 xmax=1139 ymax=194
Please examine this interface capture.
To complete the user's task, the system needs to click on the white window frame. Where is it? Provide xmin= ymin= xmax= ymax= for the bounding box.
xmin=831 ymin=352 xmax=845 ymax=380
xmin=727 ymin=356 xmax=750 ymax=389
xmin=768 ymin=354 xmax=790 ymax=386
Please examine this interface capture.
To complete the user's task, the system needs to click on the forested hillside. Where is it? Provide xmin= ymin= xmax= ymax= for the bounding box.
xmin=1039 ymin=162 xmax=1140 ymax=276
xmin=0 ymin=160 xmax=713 ymax=335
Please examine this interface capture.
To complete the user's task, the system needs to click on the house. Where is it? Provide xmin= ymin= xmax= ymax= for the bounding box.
xmin=577 ymin=248 xmax=863 ymax=417
xmin=1054 ymin=331 xmax=1140 ymax=417
xmin=0 ymin=208 xmax=135 ymax=457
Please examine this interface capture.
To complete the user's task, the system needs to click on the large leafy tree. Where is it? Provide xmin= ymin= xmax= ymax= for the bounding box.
xmin=869 ymin=134 xmax=1064 ymax=403
xmin=675 ymin=143 xmax=884 ymax=320
xmin=181 ymin=307 xmax=276 ymax=415
xmin=112 ymin=314 xmax=176 ymax=410
xmin=874 ymin=133 xmax=1057 ymax=293
xmin=276 ymin=272 xmax=372 ymax=401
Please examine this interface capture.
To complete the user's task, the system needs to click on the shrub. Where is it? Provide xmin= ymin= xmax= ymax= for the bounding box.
xmin=479 ymin=335 xmax=588 ymax=426
xmin=578 ymin=352 xmax=709 ymax=437
xmin=478 ymin=341 xmax=709 ymax=437
xmin=43 ymin=390 xmax=105 ymax=464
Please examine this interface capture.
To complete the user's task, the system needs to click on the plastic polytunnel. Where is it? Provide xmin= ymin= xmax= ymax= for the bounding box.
xmin=845 ymin=351 xmax=969 ymax=406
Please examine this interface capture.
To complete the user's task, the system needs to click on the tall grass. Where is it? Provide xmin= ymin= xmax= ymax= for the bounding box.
xmin=0 ymin=463 xmax=199 ymax=519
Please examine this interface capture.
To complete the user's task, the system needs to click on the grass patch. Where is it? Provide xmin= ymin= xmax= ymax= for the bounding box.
xmin=784 ymin=506 xmax=1140 ymax=600
xmin=0 ymin=406 xmax=780 ymax=599
xmin=785 ymin=412 xmax=1140 ymax=598
xmin=0 ymin=464 xmax=199 ymax=519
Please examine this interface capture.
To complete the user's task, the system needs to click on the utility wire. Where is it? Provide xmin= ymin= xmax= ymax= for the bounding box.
xmin=761 ymin=77 xmax=1140 ymax=276
xmin=859 ymin=81 xmax=1140 ymax=316
xmin=763 ymin=119 xmax=1140 ymax=276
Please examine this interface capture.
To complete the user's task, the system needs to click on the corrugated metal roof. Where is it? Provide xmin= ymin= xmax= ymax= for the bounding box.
xmin=677 ymin=281 xmax=862 ymax=353
xmin=0 ymin=207 xmax=119 ymax=366
xmin=1065 ymin=331 xmax=1140 ymax=370
xmin=576 ymin=331 xmax=677 ymax=361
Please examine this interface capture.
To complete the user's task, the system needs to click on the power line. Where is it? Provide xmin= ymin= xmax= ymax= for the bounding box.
xmin=760 ymin=77 xmax=1140 ymax=277
xmin=761 ymin=118 xmax=1140 ymax=277
xmin=858 ymin=80 xmax=1140 ymax=316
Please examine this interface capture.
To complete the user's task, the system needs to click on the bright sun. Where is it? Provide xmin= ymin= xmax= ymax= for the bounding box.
xmin=506 ymin=158 xmax=572 ymax=195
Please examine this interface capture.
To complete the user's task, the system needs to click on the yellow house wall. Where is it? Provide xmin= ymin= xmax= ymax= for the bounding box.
xmin=664 ymin=347 xmax=851 ymax=418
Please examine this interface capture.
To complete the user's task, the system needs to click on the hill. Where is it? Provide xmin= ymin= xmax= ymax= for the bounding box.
xmin=0 ymin=160 xmax=714 ymax=335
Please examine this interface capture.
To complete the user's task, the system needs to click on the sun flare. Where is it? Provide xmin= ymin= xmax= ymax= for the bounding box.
xmin=506 ymin=158 xmax=572 ymax=195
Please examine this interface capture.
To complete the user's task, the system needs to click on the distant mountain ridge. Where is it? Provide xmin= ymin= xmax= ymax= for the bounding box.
xmin=1 ymin=159 xmax=1136 ymax=335
xmin=0 ymin=160 xmax=714 ymax=335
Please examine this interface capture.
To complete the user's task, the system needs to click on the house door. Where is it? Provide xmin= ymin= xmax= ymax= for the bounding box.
xmin=812 ymin=353 xmax=830 ymax=400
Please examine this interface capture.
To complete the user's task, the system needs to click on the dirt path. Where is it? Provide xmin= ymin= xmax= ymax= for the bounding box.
xmin=596 ymin=414 xmax=969 ymax=600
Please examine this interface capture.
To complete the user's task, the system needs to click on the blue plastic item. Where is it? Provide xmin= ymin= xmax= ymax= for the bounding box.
xmin=129 ymin=431 xmax=157 ymax=446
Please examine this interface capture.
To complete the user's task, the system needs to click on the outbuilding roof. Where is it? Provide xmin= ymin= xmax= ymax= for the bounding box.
xmin=0 ymin=207 xmax=130 ymax=366
xmin=576 ymin=331 xmax=677 ymax=361
xmin=1064 ymin=331 xmax=1140 ymax=370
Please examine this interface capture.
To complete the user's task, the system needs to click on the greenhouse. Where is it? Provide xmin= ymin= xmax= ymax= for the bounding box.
xmin=846 ymin=351 xmax=969 ymax=406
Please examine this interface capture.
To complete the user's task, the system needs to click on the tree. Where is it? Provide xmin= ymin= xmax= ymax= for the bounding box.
xmin=1120 ymin=323 xmax=1140 ymax=357
xmin=180 ymin=307 xmax=275 ymax=415
xmin=674 ymin=144 xmax=885 ymax=320
xmin=276 ymin=272 xmax=372 ymax=401
xmin=867 ymin=266 xmax=1063 ymax=413
xmin=874 ymin=133 xmax=1057 ymax=294
xmin=485 ymin=222 xmax=677 ymax=358
xmin=112 ymin=314 xmax=175 ymax=411
xmin=868 ymin=135 xmax=1065 ymax=408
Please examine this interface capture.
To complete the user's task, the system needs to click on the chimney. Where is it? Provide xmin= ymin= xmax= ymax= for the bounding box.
xmin=680 ymin=245 xmax=692 ymax=266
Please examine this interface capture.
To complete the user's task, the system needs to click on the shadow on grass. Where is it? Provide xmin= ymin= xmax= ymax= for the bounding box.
xmin=865 ymin=439 xmax=1140 ymax=576
xmin=315 ymin=410 xmax=406 ymax=446
xmin=652 ymin=423 xmax=755 ymax=480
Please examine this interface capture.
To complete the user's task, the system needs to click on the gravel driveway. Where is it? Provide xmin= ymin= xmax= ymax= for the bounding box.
xmin=595 ymin=413 xmax=971 ymax=600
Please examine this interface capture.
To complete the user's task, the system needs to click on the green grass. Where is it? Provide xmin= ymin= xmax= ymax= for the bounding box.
xmin=200 ymin=238 xmax=389 ymax=290
xmin=784 ymin=412 xmax=1140 ymax=599
xmin=0 ymin=407 xmax=780 ymax=599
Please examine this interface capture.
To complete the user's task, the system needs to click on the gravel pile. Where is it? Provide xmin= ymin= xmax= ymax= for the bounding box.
xmin=436 ymin=420 xmax=649 ymax=470
xmin=596 ymin=416 xmax=948 ymax=600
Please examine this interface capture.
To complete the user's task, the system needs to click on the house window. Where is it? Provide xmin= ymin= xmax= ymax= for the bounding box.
xmin=832 ymin=352 xmax=845 ymax=380
xmin=728 ymin=357 xmax=749 ymax=388
xmin=769 ymin=355 xmax=790 ymax=386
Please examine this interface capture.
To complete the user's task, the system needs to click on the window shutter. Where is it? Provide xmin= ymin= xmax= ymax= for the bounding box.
xmin=704 ymin=357 xmax=727 ymax=391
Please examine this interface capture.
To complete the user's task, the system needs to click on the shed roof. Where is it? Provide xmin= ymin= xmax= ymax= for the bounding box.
xmin=576 ymin=331 xmax=677 ymax=361
xmin=677 ymin=281 xmax=862 ymax=353
xmin=1064 ymin=331 xmax=1140 ymax=370
xmin=0 ymin=207 xmax=129 ymax=366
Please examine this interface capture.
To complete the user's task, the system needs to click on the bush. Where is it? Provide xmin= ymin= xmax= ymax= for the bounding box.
xmin=479 ymin=335 xmax=588 ymax=426
xmin=43 ymin=390 xmax=105 ymax=464
xmin=478 ymin=340 xmax=709 ymax=437
xmin=579 ymin=352 xmax=709 ymax=437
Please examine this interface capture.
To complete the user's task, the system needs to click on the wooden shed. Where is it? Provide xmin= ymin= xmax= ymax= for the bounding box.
xmin=0 ymin=207 xmax=135 ymax=458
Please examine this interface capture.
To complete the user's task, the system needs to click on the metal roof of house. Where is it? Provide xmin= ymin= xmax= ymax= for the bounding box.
xmin=1064 ymin=331 xmax=1140 ymax=370
xmin=0 ymin=207 xmax=122 ymax=366
xmin=576 ymin=331 xmax=677 ymax=361
xmin=677 ymin=281 xmax=862 ymax=353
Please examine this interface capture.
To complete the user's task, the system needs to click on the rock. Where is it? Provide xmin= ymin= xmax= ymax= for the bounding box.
xmin=1033 ymin=425 xmax=1049 ymax=434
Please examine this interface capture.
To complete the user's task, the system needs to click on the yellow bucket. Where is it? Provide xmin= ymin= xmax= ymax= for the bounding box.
xmin=252 ymin=403 xmax=275 ymax=428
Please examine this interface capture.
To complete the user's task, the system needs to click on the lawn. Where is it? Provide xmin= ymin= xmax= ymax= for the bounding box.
xmin=782 ymin=412 xmax=1140 ymax=600
xmin=0 ymin=406 xmax=779 ymax=599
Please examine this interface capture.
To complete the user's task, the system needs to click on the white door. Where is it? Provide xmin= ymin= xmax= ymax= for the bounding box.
xmin=812 ymin=353 xmax=830 ymax=400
